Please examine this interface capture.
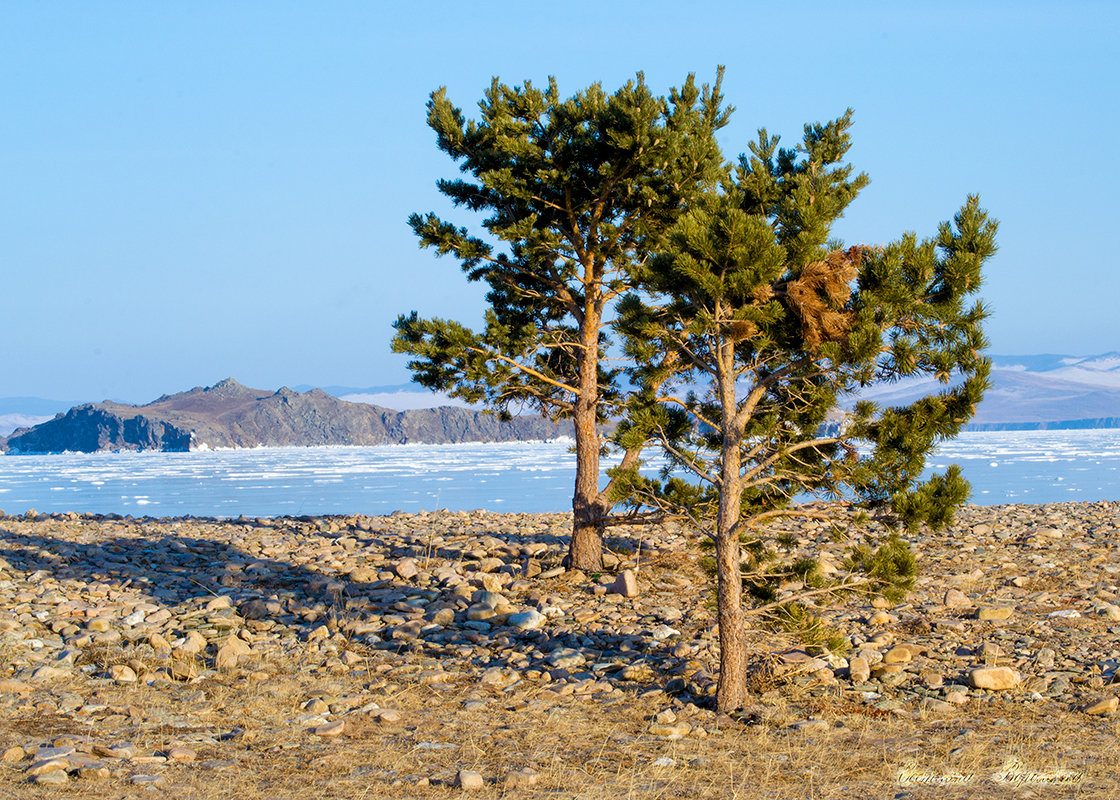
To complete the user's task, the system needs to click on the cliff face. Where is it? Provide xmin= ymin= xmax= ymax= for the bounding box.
xmin=0 ymin=379 xmax=570 ymax=453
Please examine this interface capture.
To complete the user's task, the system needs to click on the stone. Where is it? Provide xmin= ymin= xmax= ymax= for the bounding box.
xmin=183 ymin=630 xmax=209 ymax=653
xmin=2 ymin=746 xmax=24 ymax=762
xmin=976 ymin=606 xmax=1013 ymax=621
xmin=848 ymin=656 xmax=870 ymax=683
xmin=608 ymin=569 xmax=639 ymax=598
xmin=1082 ymin=695 xmax=1119 ymax=715
xmin=130 ymin=774 xmax=167 ymax=786
xmin=426 ymin=607 xmax=456 ymax=626
xmin=882 ymin=646 xmax=912 ymax=665
xmin=1096 ymin=604 xmax=1120 ymax=622
xmin=648 ymin=721 xmax=691 ymax=739
xmin=471 ymin=590 xmax=506 ymax=609
xmin=216 ymin=638 xmax=251 ymax=670
xmin=93 ymin=743 xmax=137 ymax=759
xmin=170 ymin=659 xmax=200 ymax=681
xmin=944 ymin=589 xmax=971 ymax=608
xmin=347 ymin=567 xmax=378 ymax=583
xmin=30 ymin=666 xmax=70 ymax=681
xmin=507 ymin=609 xmax=547 ymax=631
xmin=395 ymin=558 xmax=419 ymax=580
xmin=371 ymin=708 xmax=402 ymax=723
xmin=465 ymin=605 xmax=496 ymax=621
xmin=313 ymin=720 xmax=346 ymax=737
xmin=34 ymin=769 xmax=69 ymax=786
xmin=166 ymin=746 xmax=197 ymax=763
xmin=26 ymin=757 xmax=70 ymax=776
xmin=968 ymin=666 xmax=1021 ymax=691
xmin=619 ymin=664 xmax=657 ymax=682
xmin=456 ymin=770 xmax=485 ymax=790
xmin=504 ymin=769 xmax=539 ymax=787
xmin=109 ymin=664 xmax=137 ymax=683
xmin=650 ymin=625 xmax=681 ymax=641
xmin=480 ymin=667 xmax=518 ymax=686
xmin=547 ymin=648 xmax=586 ymax=669
xmin=920 ymin=697 xmax=954 ymax=713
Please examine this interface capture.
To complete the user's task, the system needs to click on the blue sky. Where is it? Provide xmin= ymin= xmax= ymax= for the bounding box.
xmin=2 ymin=1 xmax=1117 ymax=402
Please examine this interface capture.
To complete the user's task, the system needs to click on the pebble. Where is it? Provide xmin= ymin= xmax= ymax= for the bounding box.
xmin=882 ymin=646 xmax=911 ymax=665
xmin=312 ymin=720 xmax=346 ymax=737
xmin=109 ymin=664 xmax=138 ymax=683
xmin=608 ymin=569 xmax=639 ymax=598
xmin=648 ymin=721 xmax=691 ymax=739
xmin=34 ymin=769 xmax=69 ymax=786
xmin=968 ymin=666 xmax=1022 ymax=690
xmin=1082 ymin=695 xmax=1119 ymax=715
xmin=507 ymin=609 xmax=546 ymax=631
xmin=944 ymin=588 xmax=971 ymax=608
xmin=504 ymin=769 xmax=539 ymax=787
xmin=27 ymin=757 xmax=70 ymax=776
xmin=456 ymin=769 xmax=485 ymax=790
xmin=848 ymin=656 xmax=870 ymax=683
xmin=166 ymin=746 xmax=197 ymax=762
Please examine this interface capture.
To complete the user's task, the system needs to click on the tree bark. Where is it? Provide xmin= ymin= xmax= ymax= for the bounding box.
xmin=566 ymin=297 xmax=604 ymax=573
xmin=569 ymin=402 xmax=604 ymax=571
xmin=715 ymin=330 xmax=748 ymax=713
xmin=714 ymin=433 xmax=748 ymax=713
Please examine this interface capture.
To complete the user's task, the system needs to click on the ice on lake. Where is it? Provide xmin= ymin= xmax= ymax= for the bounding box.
xmin=0 ymin=430 xmax=1118 ymax=518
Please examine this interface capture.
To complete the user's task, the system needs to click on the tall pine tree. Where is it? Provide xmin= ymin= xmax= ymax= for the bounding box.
xmin=393 ymin=71 xmax=730 ymax=570
xmin=614 ymin=111 xmax=997 ymax=711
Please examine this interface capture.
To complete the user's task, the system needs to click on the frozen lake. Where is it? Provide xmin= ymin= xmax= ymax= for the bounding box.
xmin=0 ymin=429 xmax=1118 ymax=518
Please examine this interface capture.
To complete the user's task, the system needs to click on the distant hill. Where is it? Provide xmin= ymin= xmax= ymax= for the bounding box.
xmin=841 ymin=352 xmax=1120 ymax=430
xmin=0 ymin=397 xmax=79 ymax=438
xmin=3 ymin=352 xmax=1118 ymax=449
xmin=0 ymin=379 xmax=571 ymax=454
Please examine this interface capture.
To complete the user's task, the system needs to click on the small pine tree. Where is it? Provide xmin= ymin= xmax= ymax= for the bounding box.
xmin=614 ymin=110 xmax=997 ymax=712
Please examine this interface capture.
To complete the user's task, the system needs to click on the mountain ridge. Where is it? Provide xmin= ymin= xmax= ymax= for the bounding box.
xmin=0 ymin=379 xmax=571 ymax=454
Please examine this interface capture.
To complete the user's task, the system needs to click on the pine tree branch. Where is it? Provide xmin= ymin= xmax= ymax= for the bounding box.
xmin=654 ymin=427 xmax=720 ymax=485
xmin=744 ymin=577 xmax=874 ymax=617
xmin=656 ymin=395 xmax=721 ymax=434
xmin=464 ymin=345 xmax=579 ymax=396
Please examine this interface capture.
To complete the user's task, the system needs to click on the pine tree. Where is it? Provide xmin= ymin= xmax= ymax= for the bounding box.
xmin=393 ymin=71 xmax=730 ymax=570
xmin=613 ymin=111 xmax=998 ymax=712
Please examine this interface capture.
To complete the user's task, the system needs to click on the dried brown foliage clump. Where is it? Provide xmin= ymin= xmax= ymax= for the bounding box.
xmin=784 ymin=246 xmax=872 ymax=350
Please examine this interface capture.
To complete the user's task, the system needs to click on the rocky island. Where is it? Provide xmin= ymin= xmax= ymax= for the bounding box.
xmin=0 ymin=379 xmax=571 ymax=453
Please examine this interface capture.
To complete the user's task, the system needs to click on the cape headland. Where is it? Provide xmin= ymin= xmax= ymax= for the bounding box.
xmin=0 ymin=378 xmax=571 ymax=454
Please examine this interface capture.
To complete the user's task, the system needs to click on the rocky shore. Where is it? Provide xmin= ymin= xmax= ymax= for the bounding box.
xmin=1 ymin=502 xmax=1118 ymax=797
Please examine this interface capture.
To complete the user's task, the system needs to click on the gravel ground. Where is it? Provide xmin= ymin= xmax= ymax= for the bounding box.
xmin=1 ymin=502 xmax=1118 ymax=797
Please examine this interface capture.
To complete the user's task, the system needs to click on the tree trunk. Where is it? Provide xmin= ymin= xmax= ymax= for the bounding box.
xmin=714 ymin=436 xmax=748 ymax=713
xmin=715 ymin=330 xmax=748 ymax=713
xmin=566 ymin=298 xmax=604 ymax=573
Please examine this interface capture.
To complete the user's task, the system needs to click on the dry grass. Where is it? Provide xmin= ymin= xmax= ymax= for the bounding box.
xmin=3 ymin=651 xmax=1118 ymax=799
xmin=3 ymin=507 xmax=1119 ymax=798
